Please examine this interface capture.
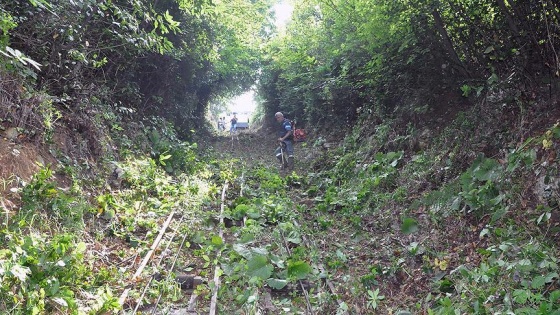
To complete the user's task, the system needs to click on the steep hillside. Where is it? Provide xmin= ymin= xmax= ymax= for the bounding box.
xmin=298 ymin=86 xmax=560 ymax=313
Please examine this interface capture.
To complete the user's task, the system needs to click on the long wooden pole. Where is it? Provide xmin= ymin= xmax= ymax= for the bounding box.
xmin=119 ymin=210 xmax=176 ymax=308
xmin=209 ymin=183 xmax=228 ymax=315
xmin=133 ymin=215 xmax=184 ymax=313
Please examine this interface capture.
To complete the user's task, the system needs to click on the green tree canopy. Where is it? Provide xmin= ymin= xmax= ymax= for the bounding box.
xmin=257 ymin=0 xmax=560 ymax=131
xmin=1 ymin=0 xmax=276 ymax=134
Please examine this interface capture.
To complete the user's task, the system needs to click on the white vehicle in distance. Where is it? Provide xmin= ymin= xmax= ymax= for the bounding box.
xmin=231 ymin=112 xmax=250 ymax=130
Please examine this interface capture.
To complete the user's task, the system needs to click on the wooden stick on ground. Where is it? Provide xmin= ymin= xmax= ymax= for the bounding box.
xmin=119 ymin=210 xmax=176 ymax=308
xmin=152 ymin=225 xmax=192 ymax=313
xmin=133 ymin=215 xmax=184 ymax=313
xmin=209 ymin=182 xmax=228 ymax=315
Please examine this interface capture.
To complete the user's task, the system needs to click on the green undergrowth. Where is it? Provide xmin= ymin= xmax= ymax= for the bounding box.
xmin=1 ymin=166 xmax=122 ymax=314
xmin=1 ymin=114 xmax=343 ymax=314
xmin=193 ymin=115 xmax=560 ymax=314
xmin=2 ymin=100 xmax=560 ymax=314
xmin=215 ymin=166 xmax=326 ymax=314
xmin=299 ymin=114 xmax=560 ymax=313
xmin=0 ymin=117 xmax=230 ymax=314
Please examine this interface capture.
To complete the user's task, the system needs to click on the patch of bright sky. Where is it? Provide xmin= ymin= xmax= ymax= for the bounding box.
xmin=230 ymin=90 xmax=255 ymax=114
xmin=273 ymin=1 xmax=293 ymax=30
xmin=229 ymin=1 xmax=293 ymax=116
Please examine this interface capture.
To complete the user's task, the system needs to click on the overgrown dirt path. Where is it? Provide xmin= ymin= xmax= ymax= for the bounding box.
xmin=202 ymin=128 xmax=496 ymax=314
xmin=207 ymin=129 xmax=392 ymax=314
xmin=203 ymin=129 xmax=348 ymax=314
xmin=209 ymin=129 xmax=292 ymax=168
xmin=2 ymin=118 xmax=558 ymax=314
xmin=210 ymin=130 xmax=380 ymax=315
xmin=5 ymin=119 xmax=557 ymax=314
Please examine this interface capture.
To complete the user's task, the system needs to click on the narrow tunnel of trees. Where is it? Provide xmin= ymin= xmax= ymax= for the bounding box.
xmin=1 ymin=0 xmax=560 ymax=314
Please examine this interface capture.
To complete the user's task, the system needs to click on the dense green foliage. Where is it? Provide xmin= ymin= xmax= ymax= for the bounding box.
xmin=2 ymin=0 xmax=560 ymax=314
xmin=0 ymin=119 xmax=215 ymax=314
xmin=1 ymin=0 xmax=274 ymax=134
xmin=258 ymin=0 xmax=560 ymax=130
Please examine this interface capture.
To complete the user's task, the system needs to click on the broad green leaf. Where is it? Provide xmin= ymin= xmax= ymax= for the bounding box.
xmin=472 ymin=158 xmax=500 ymax=181
xmin=491 ymin=205 xmax=508 ymax=223
xmin=247 ymin=207 xmax=261 ymax=219
xmin=75 ymin=242 xmax=86 ymax=254
xmin=247 ymin=255 xmax=273 ymax=280
xmin=236 ymin=290 xmax=252 ymax=304
xmin=531 ymin=276 xmax=546 ymax=289
xmin=270 ymin=254 xmax=285 ymax=268
xmin=287 ymin=261 xmax=311 ymax=280
xmin=234 ymin=204 xmax=249 ymax=216
xmin=233 ymin=244 xmax=252 ymax=259
xmin=513 ymin=289 xmax=529 ymax=304
xmin=286 ymin=231 xmax=301 ymax=244
xmin=239 ymin=233 xmax=255 ymax=243
xmin=211 ymin=235 xmax=223 ymax=246
xmin=550 ymin=290 xmax=560 ymax=302
xmin=545 ymin=272 xmax=558 ymax=283
xmin=267 ymin=278 xmax=288 ymax=290
xmin=251 ymin=247 xmax=269 ymax=256
xmin=221 ymin=262 xmax=236 ymax=276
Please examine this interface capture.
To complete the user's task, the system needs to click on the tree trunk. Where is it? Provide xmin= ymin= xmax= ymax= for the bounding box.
xmin=495 ymin=0 xmax=519 ymax=35
xmin=431 ymin=9 xmax=470 ymax=78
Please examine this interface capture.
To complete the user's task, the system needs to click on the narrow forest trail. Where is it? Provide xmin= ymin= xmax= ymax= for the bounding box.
xmin=129 ymin=128 xmax=329 ymax=315
xmin=194 ymin=128 xmax=483 ymax=314
xmin=191 ymin=129 xmax=348 ymax=314
xmin=209 ymin=129 xmax=294 ymax=169
xmin=193 ymin=129 xmax=380 ymax=314
xmin=3 ymin=0 xmax=560 ymax=313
